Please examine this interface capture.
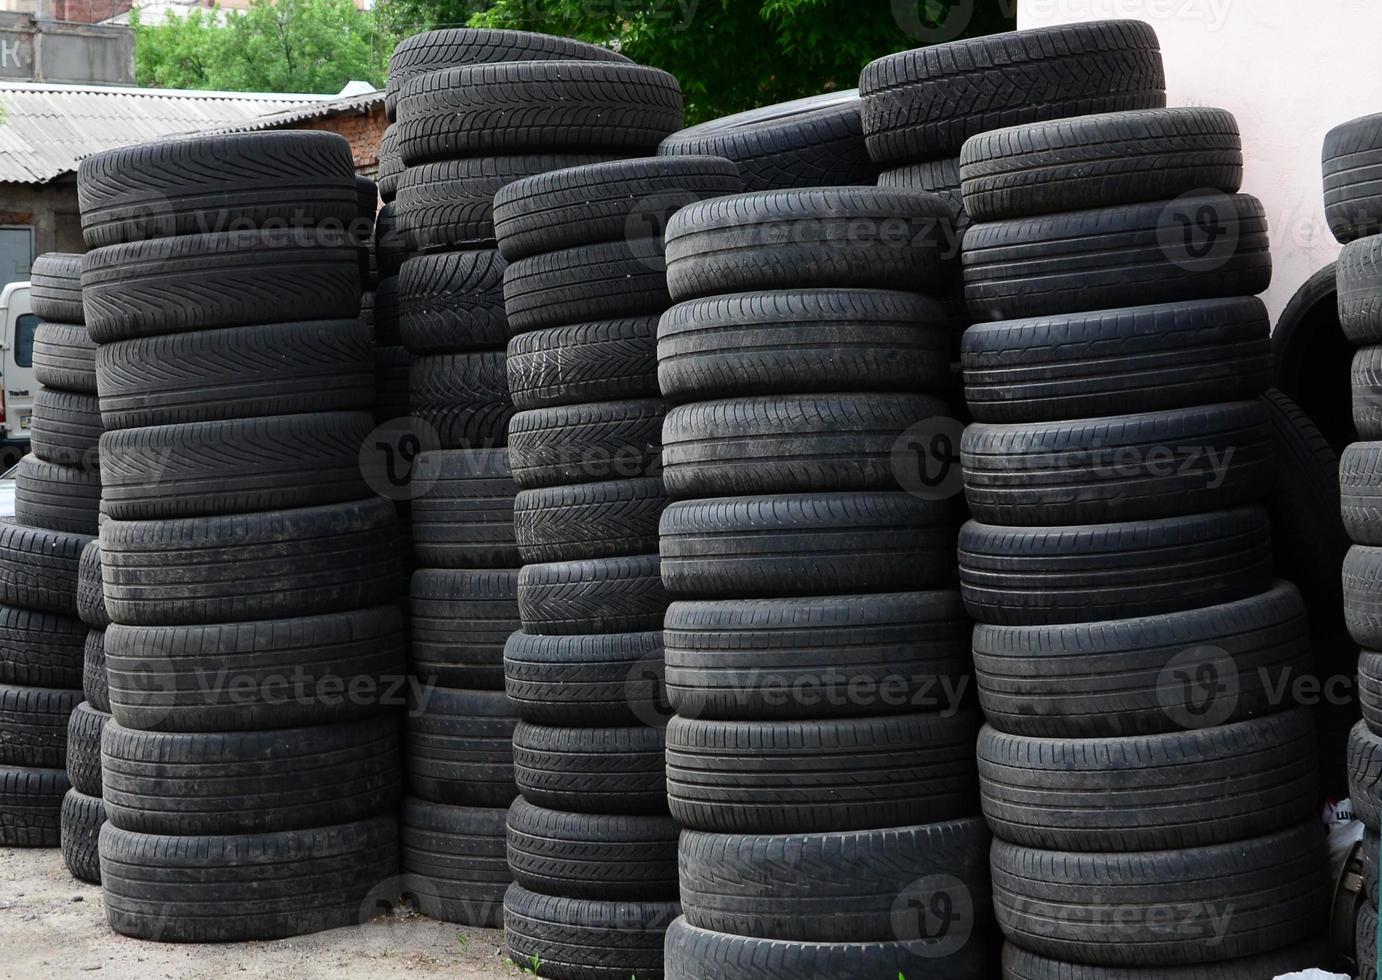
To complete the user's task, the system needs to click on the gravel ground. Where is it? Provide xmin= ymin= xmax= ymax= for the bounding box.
xmin=0 ymin=846 xmax=515 ymax=979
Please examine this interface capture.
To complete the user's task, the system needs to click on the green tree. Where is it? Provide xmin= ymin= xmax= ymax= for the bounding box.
xmin=133 ymin=0 xmax=391 ymax=93
xmin=373 ymin=0 xmax=1014 ymax=124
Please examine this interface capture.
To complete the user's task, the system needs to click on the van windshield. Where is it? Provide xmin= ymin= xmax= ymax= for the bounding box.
xmin=14 ymin=313 xmax=36 ymax=368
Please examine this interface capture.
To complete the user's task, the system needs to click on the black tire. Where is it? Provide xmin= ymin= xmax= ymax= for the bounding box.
xmin=410 ymin=351 xmax=513 ymax=449
xmin=30 ymin=388 xmax=100 ymax=467
xmin=1351 ymin=720 xmax=1382 ymax=832
xmin=665 ymin=710 xmax=978 ymax=834
xmin=878 ymin=157 xmax=966 ymax=229
xmin=515 ymin=478 xmax=666 ymax=563
xmin=33 ymin=322 xmax=97 ymax=394
xmin=960 ymin=108 xmax=1242 ymax=222
xmin=508 ymin=399 xmax=663 ymax=490
xmin=377 ymin=124 xmax=402 ymax=201
xmin=859 ymin=20 xmax=1166 ymax=163
xmin=960 ymin=297 xmax=1273 ymax=423
xmin=0 ymin=765 xmax=68 ymax=846
xmin=1367 ymin=830 xmax=1379 ymax=910
xmin=1363 ymin=651 xmax=1382 ymax=735
xmin=1343 ymin=546 xmax=1382 ymax=649
xmin=101 ymin=714 xmax=401 ymax=835
xmin=504 ymin=630 xmax=666 ymax=727
xmin=374 ymin=344 xmax=411 ymax=425
xmin=663 ymin=188 xmax=957 ymax=302
xmin=1360 ymin=903 xmax=1379 ymax=980
xmin=384 ymin=28 xmax=631 ymax=119
xmin=95 ymin=319 xmax=373 ymax=429
xmin=665 ymin=591 xmax=971 ymax=721
xmin=404 ymin=687 xmax=518 ymax=808
xmin=664 ymin=917 xmax=989 ymax=980
xmin=493 ymin=156 xmax=745 ymax=261
xmin=658 ymin=289 xmax=952 ymax=403
xmin=81 ymin=229 xmax=361 ymax=342
xmin=14 ymin=455 xmax=101 ymax=535
xmin=990 ymin=821 xmax=1329 ymax=966
xmin=100 ymin=497 xmax=401 ymax=626
xmin=663 ymin=392 xmax=954 ymax=498
xmin=374 ymin=203 xmax=412 ymax=278
xmin=658 ymin=90 xmax=875 ymax=192
xmin=963 ymin=194 xmax=1272 ymax=322
xmin=960 ymin=401 xmax=1274 ymax=525
xmin=978 ymin=709 xmax=1318 ymax=851
xmin=77 ymin=132 xmax=358 ymax=248
xmin=974 ymin=580 xmax=1313 ymax=738
xmin=82 ymin=630 xmax=108 ymax=713
xmin=398 ymin=250 xmax=508 ymax=354
xmin=0 ymin=519 xmax=91 ymax=616
xmin=60 ymin=788 xmax=103 ymax=884
xmin=77 ymin=539 xmax=108 ymax=631
xmin=410 ymin=449 xmax=519 ymax=568
xmin=65 ymin=700 xmax=108 ymax=796
xmin=1343 ymin=442 xmax=1382 ymax=545
xmin=959 ymin=507 xmax=1273 ymax=626
xmin=0 ymin=685 xmax=80 ymax=768
xmin=1001 ymin=940 xmax=1334 ymax=980
xmin=1324 ymin=111 xmax=1382 ymax=244
xmin=512 ymin=721 xmax=668 ymax=816
xmin=29 ymin=253 xmax=85 ymax=324
xmin=410 ymin=569 xmax=518 ymax=691
xmin=678 ymin=816 xmax=990 ymax=942
xmin=395 ymin=154 xmax=614 ymax=252
xmin=503 ymin=239 xmax=671 ymax=334
xmin=1357 ymin=346 xmax=1382 ymax=439
xmin=0 ymin=605 xmax=85 ymax=689
xmin=400 ymin=798 xmax=509 ymax=927
xmin=395 ymin=61 xmax=682 ymax=166
xmin=507 ymin=317 xmax=660 ymax=410
xmin=506 ymin=797 xmax=678 ymax=900
xmin=1339 ymin=235 xmax=1382 ymax=345
xmin=660 ymin=493 xmax=956 ymax=599
xmin=100 ymin=816 xmax=399 ymax=942
xmin=503 ymin=883 xmax=678 ymax=980
xmin=99 ymin=412 xmax=373 ymax=520
xmin=104 ymin=606 xmax=406 ymax=732
xmin=517 ymin=555 xmax=668 ymax=636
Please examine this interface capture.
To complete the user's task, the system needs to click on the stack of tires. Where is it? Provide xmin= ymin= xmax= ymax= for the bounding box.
xmin=859 ymin=19 xmax=1168 ymax=228
xmin=382 ymin=30 xmax=685 ymax=936
xmin=64 ymin=539 xmax=109 ymax=883
xmin=75 ymin=131 xmax=406 ymax=943
xmin=1326 ymin=110 xmax=1382 ymax=974
xmin=655 ymin=187 xmax=989 ymax=978
xmin=956 ymin=109 xmax=1331 ymax=975
xmin=491 ymin=156 xmax=742 ymax=977
xmin=0 ymin=252 xmax=97 ymax=854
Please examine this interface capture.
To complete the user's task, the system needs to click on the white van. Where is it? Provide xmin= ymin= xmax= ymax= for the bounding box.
xmin=0 ymin=281 xmax=37 ymax=468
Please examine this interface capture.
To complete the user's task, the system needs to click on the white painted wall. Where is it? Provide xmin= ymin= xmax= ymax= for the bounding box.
xmin=1019 ymin=0 xmax=1382 ymax=323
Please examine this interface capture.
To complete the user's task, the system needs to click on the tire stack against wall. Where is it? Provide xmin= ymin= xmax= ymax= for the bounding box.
xmin=75 ymin=131 xmax=406 ymax=943
xmin=385 ymin=31 xmax=686 ymax=934
xmin=1325 ymin=110 xmax=1382 ymax=973
xmin=955 ymin=110 xmax=1331 ymax=977
xmin=0 ymin=252 xmax=95 ymax=855
xmin=654 ymin=186 xmax=989 ymax=978
xmin=491 ymin=156 xmax=742 ymax=977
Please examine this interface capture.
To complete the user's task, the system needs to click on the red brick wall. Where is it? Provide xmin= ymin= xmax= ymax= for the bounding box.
xmin=45 ymin=0 xmax=134 ymax=24
xmin=297 ymin=102 xmax=388 ymax=176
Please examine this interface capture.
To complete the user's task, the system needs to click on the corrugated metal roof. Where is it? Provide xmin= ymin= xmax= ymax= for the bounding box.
xmin=0 ymin=80 xmax=336 ymax=184
xmin=200 ymin=86 xmax=383 ymax=135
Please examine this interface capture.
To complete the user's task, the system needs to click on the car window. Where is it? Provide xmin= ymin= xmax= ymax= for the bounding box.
xmin=13 ymin=313 xmax=36 ymax=368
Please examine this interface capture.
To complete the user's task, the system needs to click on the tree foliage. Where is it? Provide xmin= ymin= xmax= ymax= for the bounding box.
xmin=133 ymin=0 xmax=389 ymax=93
xmin=381 ymin=0 xmax=1016 ymax=124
